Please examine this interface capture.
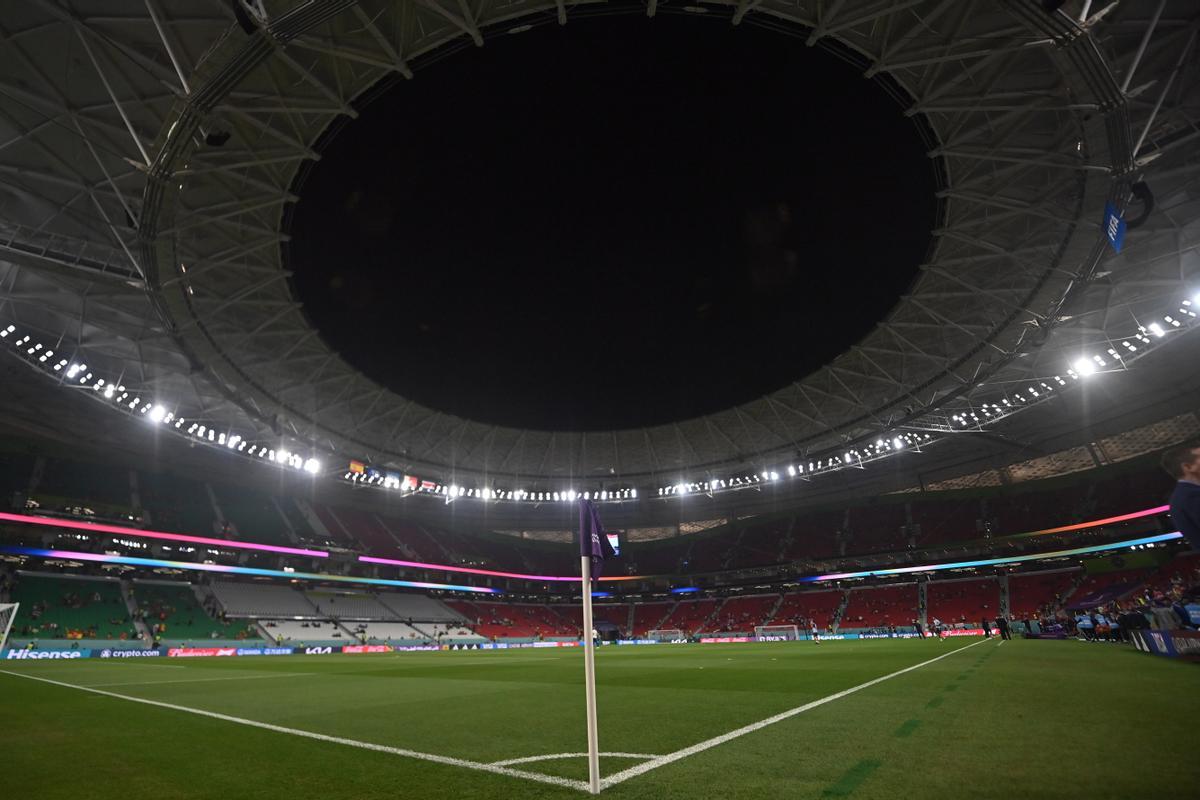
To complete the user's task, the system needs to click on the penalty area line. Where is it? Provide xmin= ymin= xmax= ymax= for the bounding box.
xmin=0 ymin=670 xmax=590 ymax=793
xmin=601 ymin=637 xmax=989 ymax=789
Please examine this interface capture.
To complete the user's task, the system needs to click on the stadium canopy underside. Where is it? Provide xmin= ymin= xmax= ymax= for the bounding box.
xmin=0 ymin=0 xmax=1197 ymax=506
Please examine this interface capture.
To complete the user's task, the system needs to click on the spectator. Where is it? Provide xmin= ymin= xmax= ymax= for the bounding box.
xmin=1161 ymin=442 xmax=1200 ymax=551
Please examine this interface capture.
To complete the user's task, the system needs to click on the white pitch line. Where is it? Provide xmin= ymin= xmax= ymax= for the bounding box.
xmin=87 ymin=672 xmax=313 ymax=688
xmin=0 ymin=670 xmax=589 ymax=793
xmin=601 ymin=637 xmax=989 ymax=789
xmin=491 ymin=752 xmax=659 ymax=767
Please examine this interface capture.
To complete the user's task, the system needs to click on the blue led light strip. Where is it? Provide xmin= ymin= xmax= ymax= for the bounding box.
xmin=0 ymin=545 xmax=502 ymax=595
xmin=800 ymin=532 xmax=1183 ymax=582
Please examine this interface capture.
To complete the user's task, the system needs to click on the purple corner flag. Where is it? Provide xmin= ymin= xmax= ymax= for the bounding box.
xmin=579 ymin=497 xmax=614 ymax=579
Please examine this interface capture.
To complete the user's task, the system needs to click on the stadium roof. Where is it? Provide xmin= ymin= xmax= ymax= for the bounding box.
xmin=0 ymin=0 xmax=1197 ymax=509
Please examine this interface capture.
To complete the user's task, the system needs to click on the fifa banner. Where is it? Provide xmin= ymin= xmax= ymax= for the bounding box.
xmin=5 ymin=648 xmax=93 ymax=660
xmin=1129 ymin=629 xmax=1200 ymax=659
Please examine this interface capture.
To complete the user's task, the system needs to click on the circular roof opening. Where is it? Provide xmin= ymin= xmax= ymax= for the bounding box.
xmin=289 ymin=16 xmax=935 ymax=432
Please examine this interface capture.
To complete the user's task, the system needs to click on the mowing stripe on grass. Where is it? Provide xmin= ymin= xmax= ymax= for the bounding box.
xmin=0 ymin=670 xmax=590 ymax=793
xmin=822 ymin=759 xmax=881 ymax=797
xmin=87 ymin=672 xmax=313 ymax=688
xmin=893 ymin=719 xmax=921 ymax=738
xmin=925 ymin=696 xmax=944 ymax=710
xmin=600 ymin=638 xmax=986 ymax=789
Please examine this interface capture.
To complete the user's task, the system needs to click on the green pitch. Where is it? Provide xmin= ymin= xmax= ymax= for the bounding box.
xmin=1 ymin=638 xmax=1197 ymax=799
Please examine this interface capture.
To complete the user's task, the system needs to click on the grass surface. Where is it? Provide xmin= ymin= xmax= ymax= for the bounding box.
xmin=2 ymin=637 xmax=1197 ymax=798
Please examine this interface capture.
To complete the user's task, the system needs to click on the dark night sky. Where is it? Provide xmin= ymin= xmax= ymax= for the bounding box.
xmin=289 ymin=15 xmax=935 ymax=432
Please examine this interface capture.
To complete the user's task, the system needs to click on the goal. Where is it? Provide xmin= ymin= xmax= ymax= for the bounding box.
xmin=647 ymin=629 xmax=685 ymax=642
xmin=755 ymin=624 xmax=800 ymax=642
xmin=0 ymin=603 xmax=18 ymax=653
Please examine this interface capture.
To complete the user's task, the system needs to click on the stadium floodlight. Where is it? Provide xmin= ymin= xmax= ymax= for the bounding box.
xmin=893 ymin=437 xmax=904 ymax=449
xmin=1148 ymin=322 xmax=1165 ymax=337
xmin=1073 ymin=358 xmax=1097 ymax=376
xmin=303 ymin=458 xmax=320 ymax=474
xmin=148 ymin=405 xmax=166 ymax=423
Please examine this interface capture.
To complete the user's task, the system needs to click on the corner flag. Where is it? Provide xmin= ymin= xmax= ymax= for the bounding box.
xmin=579 ymin=497 xmax=615 ymax=579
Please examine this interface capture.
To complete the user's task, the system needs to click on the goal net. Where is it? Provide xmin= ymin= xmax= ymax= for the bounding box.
xmin=647 ymin=629 xmax=685 ymax=642
xmin=755 ymin=624 xmax=800 ymax=642
xmin=0 ymin=603 xmax=18 ymax=653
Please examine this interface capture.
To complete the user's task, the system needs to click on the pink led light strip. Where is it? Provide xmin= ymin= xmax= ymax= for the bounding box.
xmin=1 ymin=504 xmax=1170 ymax=585
xmin=0 ymin=511 xmax=329 ymax=559
xmin=1024 ymin=505 xmax=1169 ymax=536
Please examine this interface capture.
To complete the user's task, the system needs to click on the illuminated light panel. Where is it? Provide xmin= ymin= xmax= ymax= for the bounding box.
xmin=0 ymin=511 xmax=329 ymax=559
xmin=799 ymin=532 xmax=1183 ymax=583
xmin=0 ymin=545 xmax=500 ymax=594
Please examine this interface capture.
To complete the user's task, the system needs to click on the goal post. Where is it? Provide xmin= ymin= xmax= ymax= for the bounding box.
xmin=647 ymin=629 xmax=685 ymax=642
xmin=0 ymin=603 xmax=18 ymax=653
xmin=755 ymin=624 xmax=801 ymax=642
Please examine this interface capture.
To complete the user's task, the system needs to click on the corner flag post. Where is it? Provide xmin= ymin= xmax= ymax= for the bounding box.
xmin=581 ymin=553 xmax=601 ymax=794
xmin=579 ymin=498 xmax=611 ymax=794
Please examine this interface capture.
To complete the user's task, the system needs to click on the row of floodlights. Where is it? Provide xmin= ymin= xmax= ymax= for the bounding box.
xmin=657 ymin=432 xmax=934 ymax=497
xmin=341 ymin=469 xmax=637 ymax=504
xmin=950 ymin=294 xmax=1199 ymax=429
xmin=6 ymin=288 xmax=1195 ymax=506
xmin=1 ymin=324 xmax=321 ymax=475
